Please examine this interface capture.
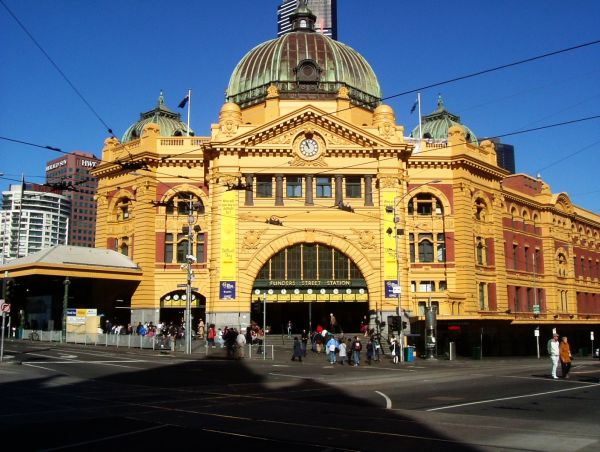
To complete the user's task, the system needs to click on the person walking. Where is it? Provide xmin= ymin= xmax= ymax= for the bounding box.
xmin=329 ymin=313 xmax=338 ymax=334
xmin=236 ymin=329 xmax=247 ymax=359
xmin=301 ymin=329 xmax=309 ymax=357
xmin=197 ymin=319 xmax=205 ymax=340
xmin=547 ymin=333 xmax=560 ymax=379
xmin=207 ymin=324 xmax=216 ymax=347
xmin=390 ymin=337 xmax=400 ymax=364
xmin=351 ymin=336 xmax=362 ymax=366
xmin=559 ymin=336 xmax=572 ymax=379
xmin=287 ymin=320 xmax=293 ymax=338
xmin=291 ymin=337 xmax=303 ymax=362
xmin=366 ymin=339 xmax=374 ymax=365
xmin=326 ymin=335 xmax=339 ymax=364
xmin=338 ymin=339 xmax=347 ymax=365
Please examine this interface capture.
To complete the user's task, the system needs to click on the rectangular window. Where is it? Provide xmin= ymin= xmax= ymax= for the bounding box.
xmin=479 ymin=282 xmax=487 ymax=310
xmin=256 ymin=176 xmax=273 ymax=198
xmin=303 ymin=244 xmax=317 ymax=279
xmin=195 ymin=233 xmax=205 ymax=263
xmin=345 ymin=176 xmax=362 ymax=198
xmin=513 ymin=244 xmax=518 ymax=270
xmin=271 ymin=252 xmax=285 ymax=280
xmin=515 ymin=286 xmax=521 ymax=311
xmin=316 ymin=177 xmax=332 ymax=198
xmin=410 ymin=281 xmax=416 ymax=292
xmin=524 ymin=246 xmax=529 ymax=271
xmin=418 ymin=233 xmax=434 ymax=262
xmin=176 ymin=234 xmax=188 ymax=263
xmin=286 ymin=176 xmax=302 ymax=198
xmin=527 ymin=287 xmax=533 ymax=311
xmin=437 ymin=233 xmax=446 ymax=262
xmin=287 ymin=246 xmax=301 ymax=279
xmin=439 ymin=281 xmax=447 ymax=291
xmin=164 ymin=233 xmax=173 ymax=263
xmin=418 ymin=301 xmax=427 ymax=315
xmin=334 ymin=249 xmax=348 ymax=279
xmin=409 ymin=233 xmax=415 ymax=263
xmin=318 ymin=245 xmax=333 ymax=279
xmin=419 ymin=281 xmax=435 ymax=292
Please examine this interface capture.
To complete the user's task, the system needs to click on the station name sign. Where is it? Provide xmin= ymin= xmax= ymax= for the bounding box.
xmin=267 ymin=280 xmax=351 ymax=287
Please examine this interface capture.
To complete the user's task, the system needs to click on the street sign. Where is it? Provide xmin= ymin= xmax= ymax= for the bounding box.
xmin=592 ymin=331 xmax=595 ymax=341
xmin=0 ymin=302 xmax=10 ymax=313
xmin=533 ymin=305 xmax=540 ymax=315
xmin=534 ymin=328 xmax=540 ymax=337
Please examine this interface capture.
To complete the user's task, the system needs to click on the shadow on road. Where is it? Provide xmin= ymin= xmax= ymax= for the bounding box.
xmin=0 ymin=347 xmax=481 ymax=451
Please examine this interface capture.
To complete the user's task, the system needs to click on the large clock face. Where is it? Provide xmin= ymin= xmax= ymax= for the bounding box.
xmin=300 ymin=138 xmax=319 ymax=158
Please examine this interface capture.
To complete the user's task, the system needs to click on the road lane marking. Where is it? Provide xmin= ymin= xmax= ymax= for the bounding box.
xmin=375 ymin=390 xmax=392 ymax=409
xmin=39 ymin=424 xmax=168 ymax=451
xmin=426 ymin=383 xmax=600 ymax=411
xmin=268 ymin=373 xmax=324 ymax=380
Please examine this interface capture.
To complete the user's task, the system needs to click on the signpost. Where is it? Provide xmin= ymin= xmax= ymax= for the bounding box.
xmin=534 ymin=327 xmax=540 ymax=359
xmin=0 ymin=299 xmax=9 ymax=363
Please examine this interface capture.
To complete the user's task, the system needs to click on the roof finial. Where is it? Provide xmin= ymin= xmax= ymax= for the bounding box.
xmin=290 ymin=0 xmax=316 ymax=32
xmin=436 ymin=93 xmax=445 ymax=112
xmin=158 ymin=90 xmax=165 ymax=107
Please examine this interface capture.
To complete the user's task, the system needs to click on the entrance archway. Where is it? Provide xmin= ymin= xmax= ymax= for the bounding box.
xmin=251 ymin=243 xmax=369 ymax=334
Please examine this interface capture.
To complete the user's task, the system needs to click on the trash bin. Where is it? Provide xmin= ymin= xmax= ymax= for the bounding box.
xmin=472 ymin=346 xmax=481 ymax=360
xmin=449 ymin=342 xmax=456 ymax=361
xmin=404 ymin=345 xmax=415 ymax=362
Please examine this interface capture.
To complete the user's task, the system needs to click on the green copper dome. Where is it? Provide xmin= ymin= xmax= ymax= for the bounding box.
xmin=122 ymin=92 xmax=194 ymax=143
xmin=411 ymin=96 xmax=478 ymax=145
xmin=226 ymin=6 xmax=381 ymax=110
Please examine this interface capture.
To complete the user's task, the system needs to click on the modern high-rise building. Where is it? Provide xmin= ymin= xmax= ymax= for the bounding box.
xmin=278 ymin=0 xmax=337 ymax=39
xmin=0 ymin=183 xmax=71 ymax=263
xmin=45 ymin=151 xmax=100 ymax=247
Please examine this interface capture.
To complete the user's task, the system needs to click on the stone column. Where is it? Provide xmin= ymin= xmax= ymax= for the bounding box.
xmin=275 ymin=174 xmax=284 ymax=206
xmin=365 ymin=175 xmax=374 ymax=206
xmin=305 ymin=175 xmax=314 ymax=206
xmin=335 ymin=175 xmax=343 ymax=206
xmin=244 ymin=174 xmax=254 ymax=206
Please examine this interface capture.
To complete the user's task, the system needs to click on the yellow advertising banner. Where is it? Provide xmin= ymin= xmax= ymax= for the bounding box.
xmin=382 ymin=191 xmax=398 ymax=280
xmin=220 ymin=190 xmax=237 ymax=283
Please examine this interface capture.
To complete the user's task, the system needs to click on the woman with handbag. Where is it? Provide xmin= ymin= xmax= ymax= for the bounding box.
xmin=559 ymin=336 xmax=572 ymax=379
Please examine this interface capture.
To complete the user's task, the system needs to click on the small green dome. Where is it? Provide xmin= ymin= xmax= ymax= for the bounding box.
xmin=122 ymin=92 xmax=194 ymax=143
xmin=411 ymin=96 xmax=478 ymax=145
xmin=226 ymin=8 xmax=381 ymax=110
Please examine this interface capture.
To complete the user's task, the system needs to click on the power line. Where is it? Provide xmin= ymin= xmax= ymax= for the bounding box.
xmin=0 ymin=0 xmax=115 ymax=137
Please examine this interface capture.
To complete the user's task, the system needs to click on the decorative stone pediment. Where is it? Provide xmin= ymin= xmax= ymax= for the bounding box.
xmin=229 ymin=106 xmax=393 ymax=150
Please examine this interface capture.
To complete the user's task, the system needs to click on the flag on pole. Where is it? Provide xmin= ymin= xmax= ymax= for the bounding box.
xmin=410 ymin=100 xmax=418 ymax=114
xmin=178 ymin=95 xmax=189 ymax=109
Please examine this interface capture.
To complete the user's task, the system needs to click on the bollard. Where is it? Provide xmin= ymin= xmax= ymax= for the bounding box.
xmin=449 ymin=342 xmax=456 ymax=360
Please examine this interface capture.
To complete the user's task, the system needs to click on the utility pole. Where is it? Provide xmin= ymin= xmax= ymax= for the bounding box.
xmin=62 ymin=277 xmax=70 ymax=343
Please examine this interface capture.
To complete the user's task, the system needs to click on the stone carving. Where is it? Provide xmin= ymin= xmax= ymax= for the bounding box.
xmin=378 ymin=176 xmax=398 ymax=189
xmin=221 ymin=120 xmax=239 ymax=137
xmin=290 ymin=154 xmax=327 ymax=167
xmin=267 ymin=84 xmax=279 ymax=98
xmin=243 ymin=229 xmax=265 ymax=249
xmin=378 ymin=121 xmax=396 ymax=139
xmin=352 ymin=229 xmax=376 ymax=249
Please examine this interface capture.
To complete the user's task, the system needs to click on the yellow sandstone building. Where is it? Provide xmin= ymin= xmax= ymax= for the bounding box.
xmin=91 ymin=5 xmax=599 ymax=355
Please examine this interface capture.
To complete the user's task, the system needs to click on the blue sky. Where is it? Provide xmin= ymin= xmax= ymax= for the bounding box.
xmin=1 ymin=0 xmax=599 ymax=211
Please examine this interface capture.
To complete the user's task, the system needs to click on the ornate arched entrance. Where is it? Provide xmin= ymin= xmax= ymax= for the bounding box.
xmin=251 ymin=243 xmax=370 ymax=333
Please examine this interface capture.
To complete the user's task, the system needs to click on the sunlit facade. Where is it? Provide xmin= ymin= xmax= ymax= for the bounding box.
xmin=91 ymin=5 xmax=599 ymax=354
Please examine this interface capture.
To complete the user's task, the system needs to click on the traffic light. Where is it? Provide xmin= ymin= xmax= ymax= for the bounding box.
xmin=4 ymin=279 xmax=13 ymax=301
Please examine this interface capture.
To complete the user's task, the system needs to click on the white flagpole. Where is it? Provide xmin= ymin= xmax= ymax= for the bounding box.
xmin=417 ymin=92 xmax=423 ymax=154
xmin=186 ymin=89 xmax=191 ymax=137
xmin=15 ymin=174 xmax=25 ymax=258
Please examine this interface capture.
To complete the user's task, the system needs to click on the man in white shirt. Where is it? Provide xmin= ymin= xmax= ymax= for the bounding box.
xmin=547 ymin=333 xmax=560 ymax=379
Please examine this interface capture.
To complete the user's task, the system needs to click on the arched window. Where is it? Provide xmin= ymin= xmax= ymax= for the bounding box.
xmin=256 ymin=244 xmax=363 ymax=282
xmin=115 ymin=197 xmax=132 ymax=221
xmin=409 ymin=193 xmax=443 ymax=216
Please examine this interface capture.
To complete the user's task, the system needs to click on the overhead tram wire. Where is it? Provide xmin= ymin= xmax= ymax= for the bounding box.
xmin=318 ymin=37 xmax=600 ymax=119
xmin=0 ymin=0 xmax=115 ymax=137
xmin=4 ymin=112 xmax=600 ymax=194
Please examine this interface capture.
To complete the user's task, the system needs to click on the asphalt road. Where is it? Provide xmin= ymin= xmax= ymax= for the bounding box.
xmin=1 ymin=340 xmax=599 ymax=451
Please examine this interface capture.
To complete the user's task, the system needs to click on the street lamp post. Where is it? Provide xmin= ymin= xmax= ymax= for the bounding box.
xmin=62 ymin=277 xmax=70 ymax=343
xmin=386 ymin=180 xmax=442 ymax=362
xmin=184 ymin=194 xmax=202 ymax=355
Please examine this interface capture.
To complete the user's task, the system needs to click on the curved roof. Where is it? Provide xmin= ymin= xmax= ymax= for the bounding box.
xmin=4 ymin=245 xmax=140 ymax=269
xmin=121 ymin=92 xmax=194 ymax=143
xmin=226 ymin=6 xmax=381 ymax=109
xmin=411 ymin=95 xmax=478 ymax=145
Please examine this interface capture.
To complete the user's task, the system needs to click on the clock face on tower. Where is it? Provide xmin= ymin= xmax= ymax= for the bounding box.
xmin=299 ymin=138 xmax=319 ymax=158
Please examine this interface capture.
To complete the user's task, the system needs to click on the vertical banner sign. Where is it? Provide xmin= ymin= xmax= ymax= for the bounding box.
xmin=383 ymin=191 xmax=398 ymax=284
xmin=220 ymin=190 xmax=237 ymax=299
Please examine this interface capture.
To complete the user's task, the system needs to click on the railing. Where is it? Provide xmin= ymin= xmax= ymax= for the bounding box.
xmin=18 ymin=330 xmax=275 ymax=358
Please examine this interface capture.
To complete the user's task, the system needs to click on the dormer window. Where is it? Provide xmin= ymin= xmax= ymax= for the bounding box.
xmin=295 ymin=60 xmax=321 ymax=83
